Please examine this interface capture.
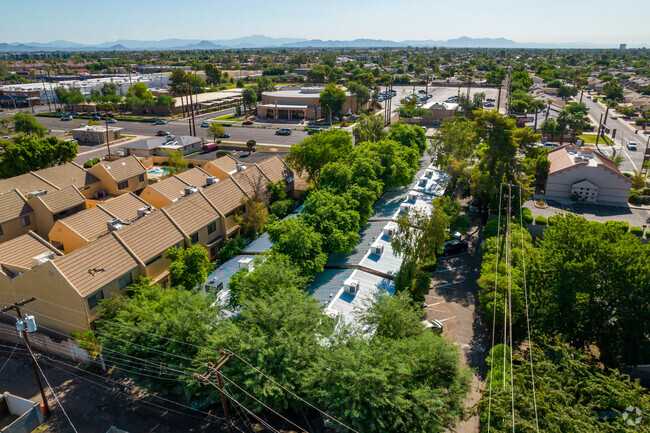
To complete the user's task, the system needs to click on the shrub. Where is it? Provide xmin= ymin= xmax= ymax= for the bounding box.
xmin=643 ymin=188 xmax=650 ymax=195
xmin=630 ymin=226 xmax=644 ymax=237
xmin=548 ymin=215 xmax=558 ymax=226
xmin=188 ymin=163 xmax=194 ymax=168
xmin=483 ymin=217 xmax=501 ymax=239
xmin=215 ymin=150 xmax=230 ymax=158
xmin=535 ymin=216 xmax=548 ymax=225
xmin=642 ymin=195 xmax=650 ymax=205
xmin=605 ymin=220 xmax=629 ymax=234
xmin=635 ymin=118 xmax=645 ymax=126
xmin=646 ymin=231 xmax=650 ymax=239
xmin=269 ymin=199 xmax=294 ymax=219
xmin=161 ymin=161 xmax=169 ymax=166
xmin=623 ymin=172 xmax=632 ymax=178
xmin=521 ymin=207 xmax=533 ymax=224
xmin=629 ymin=189 xmax=643 ymax=204
xmin=82 ymin=157 xmax=100 ymax=168
xmin=217 ymin=237 xmax=246 ymax=262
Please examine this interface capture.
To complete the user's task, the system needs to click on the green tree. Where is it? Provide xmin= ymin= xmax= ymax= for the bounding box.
xmin=238 ymin=196 xmax=268 ymax=238
xmin=0 ymin=135 xmax=77 ymax=178
xmin=165 ymin=148 xmax=187 ymax=174
xmin=12 ymin=113 xmax=47 ymax=137
xmin=241 ymin=86 xmax=257 ymax=115
xmin=352 ymin=138 xmax=419 ymax=189
xmin=361 ymin=292 xmax=426 ymax=340
xmin=203 ymin=63 xmax=222 ymax=86
xmin=227 ymin=255 xmax=309 ymax=308
xmin=387 ymin=122 xmax=428 ymax=154
xmin=392 ymin=207 xmax=450 ymax=269
xmin=126 ymin=82 xmax=153 ymax=100
xmin=286 ymin=129 xmax=353 ymax=188
xmin=246 ymin=139 xmax=256 ymax=152
xmin=267 ymin=217 xmax=327 ymax=275
xmin=301 ymin=189 xmax=361 ymax=254
xmin=433 ymin=196 xmax=468 ymax=233
xmin=352 ymin=112 xmax=387 ymax=144
xmin=165 ymin=245 xmax=213 ymax=290
xmin=97 ymin=278 xmax=219 ymax=395
xmin=206 ymin=123 xmax=225 ymax=143
xmin=319 ymin=83 xmax=347 ymax=120
xmin=603 ymin=81 xmax=624 ymax=100
xmin=430 ymin=117 xmax=478 ymax=166
xmin=347 ymin=81 xmax=370 ymax=112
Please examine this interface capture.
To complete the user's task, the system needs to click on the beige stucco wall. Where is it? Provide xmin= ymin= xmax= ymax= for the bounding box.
xmin=48 ymin=221 xmax=89 ymax=254
xmin=87 ymin=164 xmax=147 ymax=196
xmin=25 ymin=198 xmax=55 ymax=238
xmin=546 ymin=164 xmax=632 ymax=205
xmin=0 ymin=214 xmax=36 ymax=244
xmin=139 ymin=186 xmax=173 ymax=209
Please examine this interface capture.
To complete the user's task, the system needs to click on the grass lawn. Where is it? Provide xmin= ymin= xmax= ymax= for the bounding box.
xmin=214 ymin=115 xmax=245 ymax=121
xmin=578 ymin=133 xmax=613 ymax=145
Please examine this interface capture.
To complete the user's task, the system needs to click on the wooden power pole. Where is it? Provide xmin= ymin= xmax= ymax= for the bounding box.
xmin=195 ymin=351 xmax=234 ymax=433
xmin=1 ymin=297 xmax=51 ymax=416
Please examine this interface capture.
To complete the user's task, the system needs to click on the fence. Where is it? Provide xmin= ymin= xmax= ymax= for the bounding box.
xmin=0 ymin=322 xmax=89 ymax=363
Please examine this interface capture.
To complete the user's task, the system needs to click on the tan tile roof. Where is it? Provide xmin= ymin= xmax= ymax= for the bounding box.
xmin=35 ymin=185 xmax=85 ymax=214
xmin=175 ymin=167 xmax=211 ymax=188
xmin=98 ymin=192 xmax=152 ymax=222
xmin=115 ymin=210 xmax=184 ymax=262
xmin=0 ymin=231 xmax=61 ymax=270
xmin=0 ymin=172 xmax=57 ymax=195
xmin=34 ymin=163 xmax=100 ymax=191
xmin=164 ymin=192 xmax=220 ymax=235
xmin=100 ymin=155 xmax=146 ymax=182
xmin=257 ymin=155 xmax=292 ymax=183
xmin=232 ymin=165 xmax=270 ymax=198
xmin=202 ymin=176 xmax=248 ymax=215
xmin=205 ymin=154 xmax=240 ymax=174
xmin=53 ymin=234 xmax=138 ymax=297
xmin=595 ymin=153 xmax=622 ymax=173
xmin=0 ymin=190 xmax=33 ymax=223
xmin=548 ymin=147 xmax=574 ymax=174
xmin=56 ymin=205 xmax=113 ymax=242
xmin=148 ymin=176 xmax=190 ymax=202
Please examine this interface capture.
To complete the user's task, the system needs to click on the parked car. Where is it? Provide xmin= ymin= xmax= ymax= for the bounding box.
xmin=69 ymin=111 xmax=78 ymax=116
xmin=242 ymin=120 xmax=254 ymax=125
xmin=156 ymin=130 xmax=170 ymax=136
xmin=201 ymin=121 xmax=211 ymax=127
xmin=307 ymin=128 xmax=322 ymax=135
xmin=60 ymin=116 xmax=72 ymax=121
xmin=586 ymin=94 xmax=592 ymax=99
xmin=484 ymin=102 xmax=495 ymax=107
xmin=627 ymin=141 xmax=637 ymax=151
xmin=276 ymin=128 xmax=292 ymax=136
xmin=202 ymin=143 xmax=219 ymax=153
xmin=155 ymin=119 xmax=167 ymax=125
xmin=421 ymin=319 xmax=444 ymax=334
xmin=217 ymin=132 xmax=231 ymax=138
xmin=469 ymin=200 xmax=480 ymax=214
xmin=611 ymin=114 xmax=618 ymax=119
xmin=107 ymin=112 xmax=115 ymax=118
xmin=107 ymin=118 xmax=117 ymax=124
xmin=418 ymin=90 xmax=426 ymax=94
xmin=440 ymin=240 xmax=469 ymax=257
xmin=91 ymin=115 xmax=101 ymax=121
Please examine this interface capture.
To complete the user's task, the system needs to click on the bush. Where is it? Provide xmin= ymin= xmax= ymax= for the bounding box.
xmin=188 ymin=163 xmax=194 ymax=168
xmin=483 ymin=217 xmax=501 ymax=239
xmin=269 ymin=199 xmax=294 ymax=219
xmin=548 ymin=215 xmax=558 ymax=226
xmin=217 ymin=237 xmax=246 ymax=262
xmin=642 ymin=195 xmax=650 ymax=205
xmin=82 ymin=157 xmax=100 ymax=168
xmin=161 ymin=161 xmax=169 ymax=166
xmin=605 ymin=220 xmax=629 ymax=234
xmin=629 ymin=189 xmax=643 ymax=204
xmin=521 ymin=207 xmax=533 ymax=224
xmin=535 ymin=216 xmax=548 ymax=225
xmin=630 ymin=226 xmax=644 ymax=237
xmin=215 ymin=150 xmax=230 ymax=158
xmin=623 ymin=172 xmax=632 ymax=178
xmin=635 ymin=118 xmax=646 ymax=126
xmin=643 ymin=188 xmax=650 ymax=195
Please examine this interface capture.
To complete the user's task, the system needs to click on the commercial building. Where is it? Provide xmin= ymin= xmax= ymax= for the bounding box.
xmin=545 ymin=145 xmax=632 ymax=205
xmin=121 ymin=136 xmax=204 ymax=158
xmin=71 ymin=125 xmax=123 ymax=145
xmin=256 ymin=87 xmax=357 ymax=121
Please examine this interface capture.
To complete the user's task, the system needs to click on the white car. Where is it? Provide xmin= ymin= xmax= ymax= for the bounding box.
xmin=611 ymin=114 xmax=618 ymax=119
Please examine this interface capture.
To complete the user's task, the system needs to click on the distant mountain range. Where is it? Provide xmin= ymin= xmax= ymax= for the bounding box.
xmin=1 ymin=35 xmax=646 ymax=52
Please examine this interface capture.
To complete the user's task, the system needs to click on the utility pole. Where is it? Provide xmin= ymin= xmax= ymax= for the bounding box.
xmin=105 ymin=107 xmax=111 ymax=159
xmin=1 ymin=297 xmax=51 ymax=416
xmin=186 ymin=75 xmax=197 ymax=136
xmin=595 ymin=113 xmax=603 ymax=146
xmin=195 ymin=351 xmax=233 ymax=433
xmin=497 ymin=84 xmax=502 ymax=114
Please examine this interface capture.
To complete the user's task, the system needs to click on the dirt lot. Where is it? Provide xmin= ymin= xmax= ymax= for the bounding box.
xmin=423 ymin=218 xmax=487 ymax=433
xmin=0 ymin=348 xmax=224 ymax=433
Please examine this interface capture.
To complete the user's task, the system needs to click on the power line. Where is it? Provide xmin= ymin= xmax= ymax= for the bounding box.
xmin=0 ymin=340 xmax=19 ymax=375
xmin=25 ymin=345 xmax=79 ymax=433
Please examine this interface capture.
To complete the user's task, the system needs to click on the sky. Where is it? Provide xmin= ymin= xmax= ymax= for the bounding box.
xmin=2 ymin=0 xmax=649 ymax=45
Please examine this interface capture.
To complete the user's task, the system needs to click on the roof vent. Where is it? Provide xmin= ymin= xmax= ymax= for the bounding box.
xmin=32 ymin=251 xmax=55 ymax=267
xmin=400 ymin=203 xmax=412 ymax=213
xmin=238 ymin=257 xmax=254 ymax=271
xmin=137 ymin=206 xmax=152 ymax=217
xmin=371 ymin=243 xmax=384 ymax=256
xmin=344 ymin=279 xmax=359 ymax=295
xmin=27 ymin=189 xmax=47 ymax=199
xmin=408 ymin=191 xmax=419 ymax=202
xmin=206 ymin=176 xmax=219 ymax=185
xmin=383 ymin=223 xmax=396 ymax=238
xmin=236 ymin=163 xmax=247 ymax=172
xmin=107 ymin=218 xmax=123 ymax=231
xmin=183 ymin=186 xmax=199 ymax=196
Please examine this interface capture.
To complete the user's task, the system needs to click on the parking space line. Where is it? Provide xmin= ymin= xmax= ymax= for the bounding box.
xmin=436 ymin=265 xmax=467 ymax=273
xmin=435 ymin=280 xmax=465 ymax=289
xmin=439 ymin=316 xmax=457 ymax=323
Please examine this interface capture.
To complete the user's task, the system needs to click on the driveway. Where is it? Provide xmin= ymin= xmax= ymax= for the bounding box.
xmin=424 ymin=218 xmax=487 ymax=433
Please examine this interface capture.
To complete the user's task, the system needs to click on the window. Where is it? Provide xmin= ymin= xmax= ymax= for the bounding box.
xmin=207 ymin=222 xmax=217 ymax=234
xmin=139 ymin=174 xmax=145 ymax=183
xmin=21 ymin=216 xmax=30 ymax=227
xmin=0 ymin=224 xmax=3 ymax=236
xmin=210 ymin=245 xmax=221 ymax=257
xmin=145 ymin=254 xmax=162 ymax=266
xmin=117 ymin=180 xmax=129 ymax=190
xmin=190 ymin=232 xmax=199 ymax=244
xmin=87 ymin=290 xmax=104 ymax=309
xmin=118 ymin=273 xmax=133 ymax=290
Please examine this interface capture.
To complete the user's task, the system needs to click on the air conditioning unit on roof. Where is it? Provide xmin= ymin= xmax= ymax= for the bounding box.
xmin=344 ymin=279 xmax=359 ymax=295
xmin=183 ymin=186 xmax=199 ymax=196
xmin=238 ymin=257 xmax=254 ymax=271
xmin=425 ymin=168 xmax=434 ymax=178
xmin=236 ymin=163 xmax=247 ymax=172
xmin=371 ymin=243 xmax=384 ymax=256
xmin=107 ymin=218 xmax=123 ymax=231
xmin=408 ymin=191 xmax=419 ymax=202
xmin=137 ymin=206 xmax=151 ymax=217
xmin=32 ymin=251 xmax=55 ymax=267
xmin=383 ymin=223 xmax=396 ymax=238
xmin=418 ymin=177 xmax=428 ymax=186
xmin=206 ymin=176 xmax=218 ymax=185
xmin=400 ymin=203 xmax=412 ymax=213
xmin=27 ymin=189 xmax=47 ymax=199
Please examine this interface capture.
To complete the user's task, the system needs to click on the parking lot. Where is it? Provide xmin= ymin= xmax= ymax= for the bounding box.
xmin=526 ymin=199 xmax=650 ymax=229
xmin=387 ymin=85 xmax=501 ymax=110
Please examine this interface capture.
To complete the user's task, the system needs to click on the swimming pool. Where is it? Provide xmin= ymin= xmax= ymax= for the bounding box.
xmin=148 ymin=167 xmax=171 ymax=175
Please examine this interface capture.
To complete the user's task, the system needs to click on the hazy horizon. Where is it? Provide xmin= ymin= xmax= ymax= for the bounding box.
xmin=2 ymin=0 xmax=649 ymax=46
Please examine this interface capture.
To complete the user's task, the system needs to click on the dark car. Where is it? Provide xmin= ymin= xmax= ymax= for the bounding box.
xmin=156 ymin=130 xmax=170 ymax=136
xmin=440 ymin=240 xmax=469 ymax=257
xmin=69 ymin=111 xmax=78 ymax=116
xmin=242 ymin=120 xmax=254 ymax=125
xmin=60 ymin=116 xmax=73 ymax=121
xmin=202 ymin=143 xmax=219 ymax=153
xmin=91 ymin=115 xmax=101 ymax=121
xmin=307 ymin=128 xmax=322 ymax=135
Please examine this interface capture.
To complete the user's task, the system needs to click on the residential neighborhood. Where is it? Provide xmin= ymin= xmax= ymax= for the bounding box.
xmin=0 ymin=4 xmax=649 ymax=433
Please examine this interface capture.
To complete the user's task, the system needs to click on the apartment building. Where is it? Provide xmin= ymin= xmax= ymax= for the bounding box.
xmin=87 ymin=155 xmax=148 ymax=196
xmin=140 ymin=167 xmax=215 ymax=208
xmin=0 ymin=190 xmax=36 ymax=244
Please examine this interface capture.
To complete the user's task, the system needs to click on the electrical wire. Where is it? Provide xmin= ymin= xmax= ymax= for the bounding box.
xmin=506 ymin=184 xmax=515 ymax=432
xmin=518 ymin=186 xmax=540 ymax=433
xmin=25 ymin=344 xmax=79 ymax=433
xmin=0 ymin=340 xmax=19 ymax=375
xmin=486 ymin=183 xmax=503 ymax=433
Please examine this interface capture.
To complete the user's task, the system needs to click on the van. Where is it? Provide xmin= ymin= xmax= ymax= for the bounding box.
xmin=202 ymin=143 xmax=219 ymax=153
xmin=627 ymin=141 xmax=637 ymax=151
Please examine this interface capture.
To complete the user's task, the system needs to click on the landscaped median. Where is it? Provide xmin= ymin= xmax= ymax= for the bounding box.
xmin=38 ymin=112 xmax=160 ymax=123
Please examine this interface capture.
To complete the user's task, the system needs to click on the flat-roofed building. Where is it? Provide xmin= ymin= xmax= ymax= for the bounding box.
xmin=71 ymin=125 xmax=123 ymax=145
xmin=257 ymin=87 xmax=357 ymax=121
xmin=87 ymin=155 xmax=148 ymax=196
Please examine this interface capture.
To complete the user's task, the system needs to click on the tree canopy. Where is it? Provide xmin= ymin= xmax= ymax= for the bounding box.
xmin=0 ymin=134 xmax=78 ymax=178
